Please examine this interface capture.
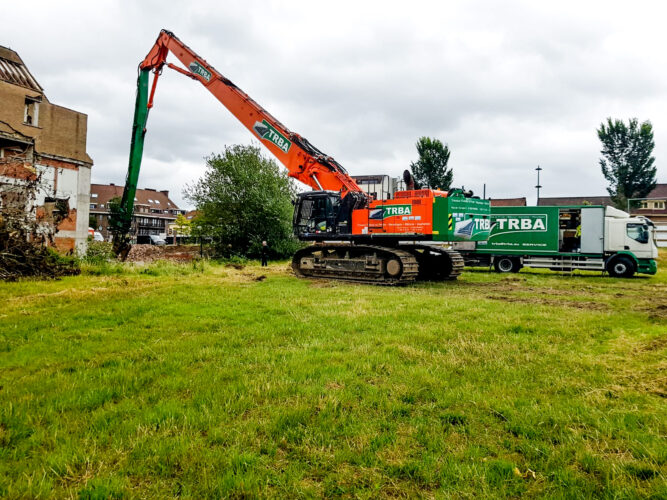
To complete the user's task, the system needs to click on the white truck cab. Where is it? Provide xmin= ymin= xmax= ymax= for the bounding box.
xmin=603 ymin=207 xmax=658 ymax=276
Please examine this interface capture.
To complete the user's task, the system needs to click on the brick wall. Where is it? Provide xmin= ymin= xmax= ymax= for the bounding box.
xmin=0 ymin=76 xmax=93 ymax=252
xmin=0 ymin=81 xmax=92 ymax=165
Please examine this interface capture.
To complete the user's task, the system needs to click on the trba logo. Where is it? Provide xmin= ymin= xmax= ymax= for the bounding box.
xmin=491 ymin=214 xmax=547 ymax=236
xmin=188 ymin=61 xmax=212 ymax=82
xmin=253 ymin=120 xmax=292 ymax=153
xmin=370 ymin=205 xmax=412 ymax=220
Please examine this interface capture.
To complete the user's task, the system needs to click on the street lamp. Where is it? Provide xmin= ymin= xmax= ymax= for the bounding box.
xmin=535 ymin=165 xmax=542 ymax=205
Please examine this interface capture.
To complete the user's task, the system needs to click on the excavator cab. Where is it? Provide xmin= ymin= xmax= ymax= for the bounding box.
xmin=293 ymin=190 xmax=367 ymax=240
xmin=293 ymin=191 xmax=339 ymax=239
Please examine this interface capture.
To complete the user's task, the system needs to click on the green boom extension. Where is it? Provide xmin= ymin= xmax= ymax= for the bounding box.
xmin=111 ymin=69 xmax=150 ymax=259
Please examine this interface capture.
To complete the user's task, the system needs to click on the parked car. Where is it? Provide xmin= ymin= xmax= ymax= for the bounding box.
xmin=149 ymin=235 xmax=167 ymax=246
xmin=88 ymin=227 xmax=104 ymax=242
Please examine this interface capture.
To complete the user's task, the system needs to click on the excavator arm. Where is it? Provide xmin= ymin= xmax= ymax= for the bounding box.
xmin=112 ymin=30 xmax=363 ymax=257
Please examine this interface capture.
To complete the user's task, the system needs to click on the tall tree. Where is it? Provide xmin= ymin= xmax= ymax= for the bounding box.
xmin=184 ymin=144 xmax=300 ymax=258
xmin=409 ymin=137 xmax=453 ymax=190
xmin=597 ymin=118 xmax=656 ymax=210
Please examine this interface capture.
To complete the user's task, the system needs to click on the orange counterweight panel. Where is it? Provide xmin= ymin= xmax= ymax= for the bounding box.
xmin=351 ymin=197 xmax=435 ymax=236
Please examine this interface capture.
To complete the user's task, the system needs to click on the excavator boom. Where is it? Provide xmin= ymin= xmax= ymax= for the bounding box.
xmin=112 ymin=29 xmax=363 ymax=257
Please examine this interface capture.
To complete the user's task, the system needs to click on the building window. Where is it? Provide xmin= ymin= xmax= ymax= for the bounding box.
xmin=91 ymin=193 xmax=98 ymax=198
xmin=654 ymin=201 xmax=665 ymax=209
xmin=640 ymin=201 xmax=649 ymax=209
xmin=24 ymin=98 xmax=40 ymax=126
xmin=90 ymin=204 xmax=96 ymax=209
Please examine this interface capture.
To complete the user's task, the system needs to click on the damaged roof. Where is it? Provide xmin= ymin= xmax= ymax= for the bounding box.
xmin=0 ymin=46 xmax=43 ymax=93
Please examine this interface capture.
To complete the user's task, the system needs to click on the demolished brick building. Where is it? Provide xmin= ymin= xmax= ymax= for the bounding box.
xmin=0 ymin=44 xmax=93 ymax=252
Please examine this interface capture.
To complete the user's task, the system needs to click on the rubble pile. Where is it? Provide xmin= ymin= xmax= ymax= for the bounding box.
xmin=125 ymin=244 xmax=198 ymax=263
xmin=125 ymin=244 xmax=164 ymax=262
xmin=0 ymin=237 xmax=80 ymax=280
xmin=0 ymin=186 xmax=80 ymax=281
xmin=163 ymin=245 xmax=199 ymax=261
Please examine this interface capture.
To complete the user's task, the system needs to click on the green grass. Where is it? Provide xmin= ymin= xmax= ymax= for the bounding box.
xmin=1 ymin=253 xmax=666 ymax=498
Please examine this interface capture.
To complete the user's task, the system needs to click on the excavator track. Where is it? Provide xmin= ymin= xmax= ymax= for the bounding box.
xmin=402 ymin=245 xmax=465 ymax=281
xmin=292 ymin=244 xmax=419 ymax=285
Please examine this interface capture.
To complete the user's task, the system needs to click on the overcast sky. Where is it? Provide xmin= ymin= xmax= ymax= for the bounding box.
xmin=4 ymin=0 xmax=666 ymax=208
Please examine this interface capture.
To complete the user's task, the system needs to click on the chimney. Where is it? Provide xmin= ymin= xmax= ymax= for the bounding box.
xmin=110 ymin=183 xmax=115 ymax=186
xmin=160 ymin=190 xmax=169 ymax=197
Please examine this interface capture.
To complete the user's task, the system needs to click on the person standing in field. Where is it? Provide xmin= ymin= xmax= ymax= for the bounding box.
xmin=261 ymin=240 xmax=269 ymax=267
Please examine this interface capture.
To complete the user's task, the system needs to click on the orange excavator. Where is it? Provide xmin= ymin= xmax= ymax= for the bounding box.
xmin=111 ymin=30 xmax=490 ymax=284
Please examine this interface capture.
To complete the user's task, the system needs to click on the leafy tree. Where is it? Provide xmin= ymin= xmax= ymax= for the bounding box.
xmin=173 ymin=213 xmax=191 ymax=236
xmin=184 ymin=144 xmax=300 ymax=258
xmin=107 ymin=196 xmax=122 ymax=231
xmin=597 ymin=118 xmax=656 ymax=209
xmin=409 ymin=137 xmax=453 ymax=190
xmin=89 ymin=214 xmax=98 ymax=229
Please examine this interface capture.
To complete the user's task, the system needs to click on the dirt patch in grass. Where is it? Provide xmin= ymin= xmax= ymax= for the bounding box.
xmin=486 ymin=294 xmax=608 ymax=310
xmin=644 ymin=303 xmax=667 ymax=320
xmin=225 ymin=262 xmax=246 ymax=270
xmin=633 ymin=336 xmax=667 ymax=353
xmin=307 ymin=280 xmax=337 ymax=288
xmin=635 ymin=299 xmax=667 ymax=320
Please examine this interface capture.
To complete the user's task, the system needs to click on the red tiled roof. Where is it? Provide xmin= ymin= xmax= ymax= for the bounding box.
xmin=90 ymin=184 xmax=181 ymax=218
xmin=645 ymin=183 xmax=667 ymax=199
xmin=489 ymin=197 xmax=526 ymax=207
xmin=537 ymin=196 xmax=613 ymax=207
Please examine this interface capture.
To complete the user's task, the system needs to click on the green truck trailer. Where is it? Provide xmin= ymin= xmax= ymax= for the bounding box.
xmin=456 ymin=205 xmax=658 ymax=278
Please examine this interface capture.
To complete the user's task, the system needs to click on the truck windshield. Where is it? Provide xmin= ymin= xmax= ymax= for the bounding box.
xmin=627 ymin=223 xmax=649 ymax=244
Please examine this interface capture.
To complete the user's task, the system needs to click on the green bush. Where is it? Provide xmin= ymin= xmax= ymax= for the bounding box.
xmin=266 ymin=237 xmax=306 ymax=259
xmin=43 ymin=248 xmax=80 ymax=277
xmin=83 ymin=241 xmax=115 ymax=264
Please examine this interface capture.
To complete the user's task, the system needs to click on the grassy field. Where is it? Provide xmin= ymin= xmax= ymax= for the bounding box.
xmin=1 ymin=253 xmax=666 ymax=498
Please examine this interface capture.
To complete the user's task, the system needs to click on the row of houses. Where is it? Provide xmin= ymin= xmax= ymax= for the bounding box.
xmin=89 ymin=183 xmax=190 ymax=241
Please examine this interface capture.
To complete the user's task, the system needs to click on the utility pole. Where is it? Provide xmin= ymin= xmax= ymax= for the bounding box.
xmin=535 ymin=165 xmax=542 ymax=205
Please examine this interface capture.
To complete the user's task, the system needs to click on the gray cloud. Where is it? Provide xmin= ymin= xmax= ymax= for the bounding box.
xmin=4 ymin=0 xmax=666 ymax=208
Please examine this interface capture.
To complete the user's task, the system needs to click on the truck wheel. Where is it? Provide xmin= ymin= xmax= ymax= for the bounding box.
xmin=494 ymin=256 xmax=521 ymax=273
xmin=607 ymin=256 xmax=636 ymax=278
